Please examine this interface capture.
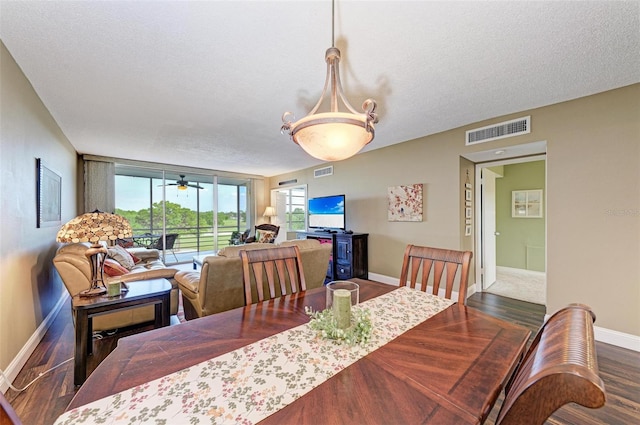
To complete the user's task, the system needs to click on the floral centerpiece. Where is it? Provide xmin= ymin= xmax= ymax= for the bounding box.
xmin=305 ymin=306 xmax=373 ymax=345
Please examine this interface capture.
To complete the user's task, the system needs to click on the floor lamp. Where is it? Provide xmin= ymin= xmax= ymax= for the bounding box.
xmin=56 ymin=210 xmax=132 ymax=297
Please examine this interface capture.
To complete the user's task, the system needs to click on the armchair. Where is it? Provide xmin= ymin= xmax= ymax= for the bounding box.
xmin=53 ymin=242 xmax=180 ymax=331
xmin=175 ymin=239 xmax=330 ymax=319
xmin=245 ymin=224 xmax=280 ymax=244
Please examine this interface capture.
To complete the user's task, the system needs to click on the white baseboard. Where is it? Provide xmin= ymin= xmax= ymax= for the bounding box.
xmin=1 ymin=292 xmax=69 ymax=393
xmin=370 ymin=273 xmax=638 ymax=352
xmin=593 ymin=326 xmax=640 ymax=352
xmin=366 ymin=272 xmax=398 ymax=286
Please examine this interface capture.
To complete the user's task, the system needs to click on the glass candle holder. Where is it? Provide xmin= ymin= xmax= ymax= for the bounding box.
xmin=326 ymin=281 xmax=359 ymax=329
xmin=107 ymin=281 xmax=122 ymax=297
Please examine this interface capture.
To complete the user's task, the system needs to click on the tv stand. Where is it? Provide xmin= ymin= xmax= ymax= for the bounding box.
xmin=297 ymin=231 xmax=368 ymax=282
xmin=315 ymin=228 xmax=337 ymax=233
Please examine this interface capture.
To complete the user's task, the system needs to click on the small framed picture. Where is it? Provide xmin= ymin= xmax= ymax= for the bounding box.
xmin=465 ymin=183 xmax=472 ymax=189
xmin=512 ymin=189 xmax=543 ymax=218
xmin=465 ymin=189 xmax=472 ymax=201
xmin=465 ymin=207 xmax=472 ymax=218
xmin=465 ymin=219 xmax=471 ymax=225
xmin=465 ymin=201 xmax=472 ymax=207
xmin=465 ymin=225 xmax=472 ymax=236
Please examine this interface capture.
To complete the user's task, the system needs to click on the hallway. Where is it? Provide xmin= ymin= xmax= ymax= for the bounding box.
xmin=485 ymin=266 xmax=546 ymax=305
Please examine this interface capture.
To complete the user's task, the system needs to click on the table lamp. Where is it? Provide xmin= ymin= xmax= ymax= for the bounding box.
xmin=56 ymin=210 xmax=132 ymax=297
xmin=263 ymin=206 xmax=277 ymax=224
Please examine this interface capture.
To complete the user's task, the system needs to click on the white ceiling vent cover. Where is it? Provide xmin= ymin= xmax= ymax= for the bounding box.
xmin=466 ymin=116 xmax=531 ymax=145
xmin=314 ymin=166 xmax=333 ymax=178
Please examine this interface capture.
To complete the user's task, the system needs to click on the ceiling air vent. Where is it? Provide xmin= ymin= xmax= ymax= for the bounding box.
xmin=466 ymin=116 xmax=531 ymax=145
xmin=314 ymin=166 xmax=333 ymax=178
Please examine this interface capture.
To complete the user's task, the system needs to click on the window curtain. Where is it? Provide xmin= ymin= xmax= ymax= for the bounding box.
xmin=84 ymin=160 xmax=115 ymax=213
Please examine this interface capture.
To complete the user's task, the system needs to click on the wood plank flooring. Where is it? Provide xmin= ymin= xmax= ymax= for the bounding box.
xmin=4 ymin=292 xmax=639 ymax=424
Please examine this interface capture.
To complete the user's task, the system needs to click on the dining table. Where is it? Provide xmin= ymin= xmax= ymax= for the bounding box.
xmin=61 ymin=279 xmax=530 ymax=424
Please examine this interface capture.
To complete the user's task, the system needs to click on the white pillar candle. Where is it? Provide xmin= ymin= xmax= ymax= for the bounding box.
xmin=333 ymin=288 xmax=351 ymax=329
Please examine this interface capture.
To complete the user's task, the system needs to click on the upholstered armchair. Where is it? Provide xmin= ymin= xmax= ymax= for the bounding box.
xmin=53 ymin=242 xmax=180 ymax=331
xmin=245 ymin=224 xmax=280 ymax=243
xmin=175 ymin=239 xmax=330 ymax=320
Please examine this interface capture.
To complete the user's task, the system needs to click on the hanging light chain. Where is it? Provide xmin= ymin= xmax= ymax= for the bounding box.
xmin=331 ymin=0 xmax=335 ymax=48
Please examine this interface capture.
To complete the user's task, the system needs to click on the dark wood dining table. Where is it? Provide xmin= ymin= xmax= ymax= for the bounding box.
xmin=67 ymin=279 xmax=530 ymax=424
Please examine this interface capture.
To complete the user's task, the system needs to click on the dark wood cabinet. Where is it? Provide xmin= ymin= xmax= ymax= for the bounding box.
xmin=297 ymin=232 xmax=368 ymax=282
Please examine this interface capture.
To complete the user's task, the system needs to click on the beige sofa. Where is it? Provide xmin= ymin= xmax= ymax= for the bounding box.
xmin=53 ymin=242 xmax=179 ymax=331
xmin=176 ymin=239 xmax=331 ymax=320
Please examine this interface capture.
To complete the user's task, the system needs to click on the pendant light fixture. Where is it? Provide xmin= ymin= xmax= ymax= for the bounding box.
xmin=281 ymin=0 xmax=378 ymax=161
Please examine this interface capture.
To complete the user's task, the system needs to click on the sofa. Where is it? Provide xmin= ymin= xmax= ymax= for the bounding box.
xmin=175 ymin=239 xmax=331 ymax=320
xmin=53 ymin=242 xmax=180 ymax=331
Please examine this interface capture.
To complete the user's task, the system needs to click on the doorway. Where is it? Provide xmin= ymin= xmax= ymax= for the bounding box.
xmin=474 ymin=154 xmax=547 ymax=305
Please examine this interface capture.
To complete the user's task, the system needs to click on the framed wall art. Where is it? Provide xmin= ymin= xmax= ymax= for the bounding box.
xmin=512 ymin=189 xmax=543 ymax=218
xmin=388 ymin=184 xmax=423 ymax=222
xmin=464 ymin=171 xmax=473 ymax=237
xmin=36 ymin=158 xmax=62 ymax=228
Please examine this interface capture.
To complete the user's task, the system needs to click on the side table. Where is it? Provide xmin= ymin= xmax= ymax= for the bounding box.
xmin=72 ymin=278 xmax=172 ymax=385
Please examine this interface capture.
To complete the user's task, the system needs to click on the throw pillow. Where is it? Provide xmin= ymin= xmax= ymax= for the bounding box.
xmin=107 ymin=244 xmax=135 ymax=269
xmin=103 ymin=259 xmax=129 ymax=277
xmin=258 ymin=231 xmax=275 ymax=243
xmin=129 ymin=251 xmax=141 ymax=264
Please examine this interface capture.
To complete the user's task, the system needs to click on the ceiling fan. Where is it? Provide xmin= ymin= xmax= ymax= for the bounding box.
xmin=162 ymin=175 xmax=204 ymax=191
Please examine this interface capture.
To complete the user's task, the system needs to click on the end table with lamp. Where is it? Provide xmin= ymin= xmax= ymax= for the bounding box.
xmin=56 ymin=210 xmax=133 ymax=297
xmin=71 ymin=278 xmax=172 ymax=385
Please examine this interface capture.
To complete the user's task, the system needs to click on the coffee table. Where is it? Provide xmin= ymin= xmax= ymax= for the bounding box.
xmin=71 ymin=278 xmax=172 ymax=385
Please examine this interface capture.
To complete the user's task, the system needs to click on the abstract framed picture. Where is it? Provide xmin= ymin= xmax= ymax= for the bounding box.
xmin=36 ymin=158 xmax=62 ymax=228
xmin=388 ymin=184 xmax=423 ymax=222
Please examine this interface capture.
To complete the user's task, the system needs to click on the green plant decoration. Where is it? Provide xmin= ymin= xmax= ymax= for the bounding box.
xmin=305 ymin=306 xmax=373 ymax=346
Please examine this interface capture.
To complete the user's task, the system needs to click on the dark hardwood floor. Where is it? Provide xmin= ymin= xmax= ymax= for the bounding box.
xmin=4 ymin=292 xmax=639 ymax=425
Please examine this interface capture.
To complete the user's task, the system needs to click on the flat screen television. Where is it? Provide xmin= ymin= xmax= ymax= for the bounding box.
xmin=308 ymin=194 xmax=346 ymax=230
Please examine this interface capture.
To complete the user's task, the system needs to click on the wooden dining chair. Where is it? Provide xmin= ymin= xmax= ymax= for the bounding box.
xmin=399 ymin=244 xmax=472 ymax=305
xmin=496 ymin=303 xmax=606 ymax=425
xmin=1 ymin=391 xmax=22 ymax=425
xmin=240 ymin=245 xmax=306 ymax=304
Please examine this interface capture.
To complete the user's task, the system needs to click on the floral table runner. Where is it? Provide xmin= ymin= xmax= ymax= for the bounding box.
xmin=55 ymin=287 xmax=454 ymax=425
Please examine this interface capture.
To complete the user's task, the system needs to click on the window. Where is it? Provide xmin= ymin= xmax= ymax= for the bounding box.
xmin=273 ymin=186 xmax=306 ymax=231
xmin=115 ymin=165 xmax=250 ymax=263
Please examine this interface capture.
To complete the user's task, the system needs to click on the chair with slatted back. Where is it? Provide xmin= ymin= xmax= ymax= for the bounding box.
xmin=240 ymin=245 xmax=306 ymax=304
xmin=496 ymin=303 xmax=606 ymax=425
xmin=399 ymin=244 xmax=472 ymax=305
xmin=148 ymin=233 xmax=179 ymax=262
xmin=1 ymin=391 xmax=22 ymax=425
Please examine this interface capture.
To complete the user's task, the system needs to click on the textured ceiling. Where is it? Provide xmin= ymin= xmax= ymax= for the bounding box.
xmin=1 ymin=1 xmax=638 ymax=177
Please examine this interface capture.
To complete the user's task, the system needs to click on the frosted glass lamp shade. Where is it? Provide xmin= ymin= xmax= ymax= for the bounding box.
xmin=291 ymin=113 xmax=374 ymax=161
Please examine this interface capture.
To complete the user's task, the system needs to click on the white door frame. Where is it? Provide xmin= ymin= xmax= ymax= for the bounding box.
xmin=474 ymin=154 xmax=547 ymax=292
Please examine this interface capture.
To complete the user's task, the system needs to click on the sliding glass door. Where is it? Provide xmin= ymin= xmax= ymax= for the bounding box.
xmin=115 ymin=166 xmax=250 ymax=264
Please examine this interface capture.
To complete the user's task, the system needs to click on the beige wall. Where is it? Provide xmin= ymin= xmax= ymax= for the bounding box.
xmin=0 ymin=42 xmax=78 ymax=374
xmin=269 ymin=84 xmax=640 ymax=337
